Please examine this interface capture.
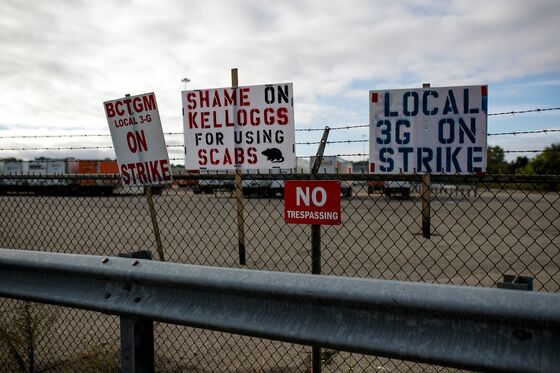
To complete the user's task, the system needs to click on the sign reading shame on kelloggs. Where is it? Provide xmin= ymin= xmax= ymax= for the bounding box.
xmin=182 ymin=83 xmax=296 ymax=170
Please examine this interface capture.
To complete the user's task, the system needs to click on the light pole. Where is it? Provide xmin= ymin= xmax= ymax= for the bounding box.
xmin=181 ymin=77 xmax=190 ymax=90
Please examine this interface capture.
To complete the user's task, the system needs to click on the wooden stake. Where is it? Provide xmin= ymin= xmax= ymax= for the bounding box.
xmin=421 ymin=83 xmax=431 ymax=239
xmin=232 ymin=68 xmax=246 ymax=265
xmin=145 ymin=186 xmax=165 ymax=261
xmin=124 ymin=93 xmax=165 ymax=261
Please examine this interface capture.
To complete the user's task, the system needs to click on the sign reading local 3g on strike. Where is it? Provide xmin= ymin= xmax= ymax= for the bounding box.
xmin=182 ymin=83 xmax=296 ymax=170
xmin=369 ymin=85 xmax=488 ymax=174
xmin=104 ymin=92 xmax=172 ymax=186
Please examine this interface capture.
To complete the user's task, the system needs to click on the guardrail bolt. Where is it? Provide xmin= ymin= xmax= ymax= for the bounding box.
xmin=102 ymin=258 xmax=109 ymax=264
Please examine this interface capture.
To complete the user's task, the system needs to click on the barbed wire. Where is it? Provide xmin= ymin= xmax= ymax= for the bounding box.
xmin=487 ymin=107 xmax=560 ymax=116
xmin=0 ymin=133 xmax=111 ymax=139
xmin=1 ymin=107 xmax=558 ymax=139
xmin=2 ymin=143 xmax=560 ymax=154
xmin=4 ymin=128 xmax=559 ymax=150
xmin=296 ymin=139 xmax=367 ymax=145
xmin=0 ymin=145 xmax=186 ymax=151
xmin=2 ymin=148 xmax=560 ymax=163
xmin=0 ymin=146 xmax=115 ymax=151
xmin=1 ymin=106 xmax=559 ymax=155
xmin=295 ymin=124 xmax=369 ymax=132
xmin=300 ymin=153 xmax=368 ymax=157
xmin=0 ymin=126 xmax=369 ymax=138
xmin=487 ymin=129 xmax=560 ymax=136
xmin=502 ymin=149 xmax=559 ymax=154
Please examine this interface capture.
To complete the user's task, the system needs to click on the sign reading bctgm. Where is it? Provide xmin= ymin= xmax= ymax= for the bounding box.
xmin=104 ymin=92 xmax=172 ymax=186
xmin=182 ymin=83 xmax=296 ymax=171
xmin=369 ymin=85 xmax=488 ymax=174
xmin=284 ymin=180 xmax=341 ymax=225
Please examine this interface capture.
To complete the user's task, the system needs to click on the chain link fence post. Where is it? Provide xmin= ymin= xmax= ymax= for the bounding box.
xmin=231 ymin=67 xmax=246 ymax=265
xmin=118 ymin=250 xmax=154 ymax=373
xmin=310 ymin=127 xmax=330 ymax=373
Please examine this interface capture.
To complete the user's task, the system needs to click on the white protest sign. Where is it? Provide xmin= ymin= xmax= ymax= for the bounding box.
xmin=182 ymin=83 xmax=296 ymax=170
xmin=104 ymin=92 xmax=172 ymax=186
xmin=369 ymin=85 xmax=488 ymax=174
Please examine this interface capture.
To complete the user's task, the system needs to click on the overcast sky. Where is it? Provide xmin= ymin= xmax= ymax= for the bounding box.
xmin=1 ymin=0 xmax=559 ymax=163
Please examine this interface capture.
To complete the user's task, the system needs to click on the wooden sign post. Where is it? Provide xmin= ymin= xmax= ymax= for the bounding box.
xmin=421 ymin=83 xmax=431 ymax=239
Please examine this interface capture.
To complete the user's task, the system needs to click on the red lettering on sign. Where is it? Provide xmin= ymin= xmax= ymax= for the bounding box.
xmin=250 ymin=109 xmax=260 ymax=126
xmin=126 ymin=130 xmax=148 ymax=153
xmin=223 ymin=89 xmax=236 ymax=106
xmin=225 ymin=110 xmax=235 ymax=127
xmin=212 ymin=111 xmax=222 ymax=128
xmin=136 ymin=162 xmax=147 ymax=183
xmin=127 ymin=163 xmax=137 ymax=184
xmin=106 ymin=93 xmax=156 ymax=118
xmin=198 ymin=149 xmax=208 ymax=166
xmin=160 ymin=159 xmax=171 ymax=181
xmin=223 ymin=148 xmax=232 ymax=165
xmin=264 ymin=108 xmax=274 ymax=125
xmin=234 ymin=147 xmax=244 ymax=165
xmin=120 ymin=164 xmax=130 ymax=184
xmin=196 ymin=147 xmax=258 ymax=167
xmin=239 ymin=87 xmax=250 ymax=106
xmin=187 ymin=88 xmax=255 ymax=109
xmin=199 ymin=90 xmax=210 ymax=108
xmin=237 ymin=110 xmax=247 ymax=126
xmin=188 ymin=106 xmax=290 ymax=129
xmin=142 ymin=94 xmax=157 ymax=111
xmin=210 ymin=149 xmax=220 ymax=165
xmin=212 ymin=90 xmax=222 ymax=107
xmin=105 ymin=103 xmax=116 ymax=118
xmin=200 ymin=112 xmax=210 ymax=129
xmin=115 ymin=101 xmax=124 ymax=116
xmin=247 ymin=147 xmax=257 ymax=164
xmin=123 ymin=98 xmax=134 ymax=114
xmin=119 ymin=159 xmax=171 ymax=186
xmin=277 ymin=107 xmax=288 ymax=125
xmin=189 ymin=112 xmax=198 ymax=128
xmin=187 ymin=92 xmax=196 ymax=110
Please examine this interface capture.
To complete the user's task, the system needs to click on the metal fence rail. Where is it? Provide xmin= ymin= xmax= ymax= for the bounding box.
xmin=1 ymin=172 xmax=559 ymax=372
xmin=1 ymin=249 xmax=559 ymax=373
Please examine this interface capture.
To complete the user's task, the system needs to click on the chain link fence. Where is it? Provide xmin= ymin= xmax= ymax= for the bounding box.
xmin=1 ymin=172 xmax=559 ymax=372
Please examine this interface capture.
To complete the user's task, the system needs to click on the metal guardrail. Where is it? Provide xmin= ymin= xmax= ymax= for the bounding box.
xmin=0 ymin=249 xmax=559 ymax=372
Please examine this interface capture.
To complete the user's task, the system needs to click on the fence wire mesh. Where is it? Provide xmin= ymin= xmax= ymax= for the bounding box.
xmin=1 ymin=172 xmax=559 ymax=372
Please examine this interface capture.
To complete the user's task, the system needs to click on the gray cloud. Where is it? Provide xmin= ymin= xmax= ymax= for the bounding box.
xmin=0 ymin=0 xmax=559 ymax=160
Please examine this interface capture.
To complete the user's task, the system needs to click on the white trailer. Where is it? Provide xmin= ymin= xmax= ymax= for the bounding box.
xmin=194 ymin=170 xmax=235 ymax=194
xmin=0 ymin=161 xmax=24 ymax=189
xmin=309 ymin=156 xmax=353 ymax=197
xmin=242 ymin=157 xmax=310 ymax=197
xmin=384 ymin=180 xmax=412 ymax=198
xmin=27 ymin=159 xmax=73 ymax=187
xmin=0 ymin=161 xmax=23 ymax=175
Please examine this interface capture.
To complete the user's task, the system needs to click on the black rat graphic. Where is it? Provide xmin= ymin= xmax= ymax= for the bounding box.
xmin=261 ymin=148 xmax=284 ymax=163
